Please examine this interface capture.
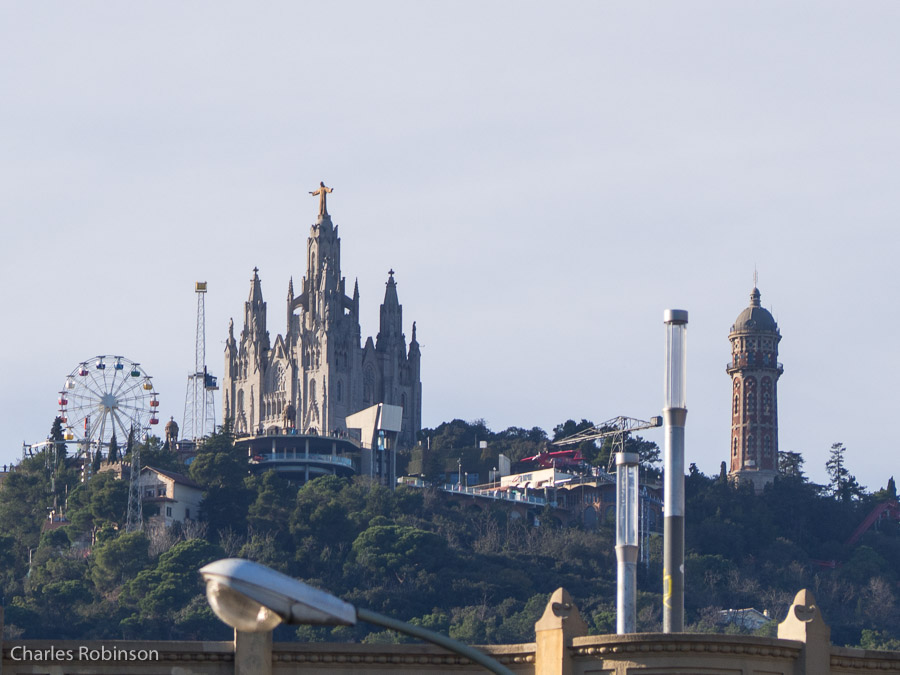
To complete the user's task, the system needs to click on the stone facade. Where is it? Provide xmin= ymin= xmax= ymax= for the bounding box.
xmin=727 ymin=286 xmax=783 ymax=492
xmin=222 ymin=195 xmax=421 ymax=448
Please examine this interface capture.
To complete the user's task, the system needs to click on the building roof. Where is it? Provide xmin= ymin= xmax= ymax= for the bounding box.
xmin=142 ymin=466 xmax=203 ymax=490
xmin=731 ymin=287 xmax=778 ymax=333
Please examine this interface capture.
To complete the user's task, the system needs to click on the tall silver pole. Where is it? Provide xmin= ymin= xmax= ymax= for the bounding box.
xmin=615 ymin=451 xmax=639 ymax=633
xmin=663 ymin=309 xmax=688 ymax=633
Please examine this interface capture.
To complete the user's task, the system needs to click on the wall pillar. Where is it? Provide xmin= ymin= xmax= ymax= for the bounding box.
xmin=534 ymin=588 xmax=588 ymax=675
xmin=777 ymin=589 xmax=831 ymax=675
xmin=234 ymin=629 xmax=272 ymax=675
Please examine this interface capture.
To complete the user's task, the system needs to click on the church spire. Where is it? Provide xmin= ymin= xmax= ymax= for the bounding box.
xmin=376 ymin=269 xmax=403 ymax=352
xmin=383 ymin=269 xmax=399 ymax=309
xmin=243 ymin=267 xmax=268 ymax=348
xmin=248 ymin=267 xmax=263 ymax=303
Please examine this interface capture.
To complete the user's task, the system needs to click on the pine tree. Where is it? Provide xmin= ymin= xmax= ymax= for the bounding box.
xmin=825 ymin=442 xmax=864 ymax=502
xmin=108 ymin=433 xmax=119 ymax=463
xmin=778 ymin=451 xmax=806 ymax=481
xmin=91 ymin=448 xmax=102 ymax=474
xmin=48 ymin=416 xmax=67 ymax=466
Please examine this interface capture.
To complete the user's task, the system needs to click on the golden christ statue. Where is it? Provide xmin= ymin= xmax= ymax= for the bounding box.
xmin=309 ymin=182 xmax=334 ymax=216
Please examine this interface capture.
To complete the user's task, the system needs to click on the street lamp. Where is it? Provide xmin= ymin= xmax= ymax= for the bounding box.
xmin=615 ymin=451 xmax=639 ymax=634
xmin=200 ymin=558 xmax=515 ymax=675
xmin=662 ymin=309 xmax=688 ymax=633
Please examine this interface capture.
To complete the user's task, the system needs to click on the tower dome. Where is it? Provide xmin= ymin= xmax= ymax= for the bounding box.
xmin=731 ymin=288 xmax=778 ymax=333
xmin=726 ymin=285 xmax=783 ymax=493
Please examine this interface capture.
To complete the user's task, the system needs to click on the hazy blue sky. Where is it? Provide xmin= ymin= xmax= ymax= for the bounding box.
xmin=2 ymin=2 xmax=897 ymax=490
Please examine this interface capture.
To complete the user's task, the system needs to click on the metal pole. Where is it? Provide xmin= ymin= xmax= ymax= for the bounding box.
xmin=615 ymin=452 xmax=639 ymax=634
xmin=663 ymin=309 xmax=688 ymax=633
xmin=356 ymin=607 xmax=515 ymax=675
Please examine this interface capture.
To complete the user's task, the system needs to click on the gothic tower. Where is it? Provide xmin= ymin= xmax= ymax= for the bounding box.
xmin=726 ymin=286 xmax=783 ymax=492
xmin=223 ymin=185 xmax=422 ymax=447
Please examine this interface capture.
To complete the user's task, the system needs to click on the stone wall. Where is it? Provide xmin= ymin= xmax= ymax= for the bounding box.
xmin=4 ymin=589 xmax=900 ymax=674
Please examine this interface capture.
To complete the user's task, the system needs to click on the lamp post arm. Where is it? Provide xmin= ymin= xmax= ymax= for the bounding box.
xmin=355 ymin=607 xmax=515 ymax=675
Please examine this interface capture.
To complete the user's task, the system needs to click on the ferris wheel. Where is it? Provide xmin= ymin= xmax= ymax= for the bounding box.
xmin=58 ymin=355 xmax=159 ymax=454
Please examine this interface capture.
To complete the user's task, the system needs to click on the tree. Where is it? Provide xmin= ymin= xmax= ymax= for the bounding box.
xmin=121 ymin=538 xmax=224 ymax=623
xmin=107 ymin=433 xmax=119 ymax=463
xmin=351 ymin=524 xmax=448 ymax=583
xmin=49 ymin=416 xmax=67 ymax=466
xmin=91 ymin=448 xmax=102 ymax=474
xmin=825 ymin=443 xmax=865 ymax=502
xmin=90 ymin=531 xmax=150 ymax=593
xmin=552 ymin=419 xmax=595 ymax=442
xmin=778 ymin=451 xmax=806 ymax=481
xmin=67 ymin=472 xmax=129 ymax=538
xmin=873 ymin=476 xmax=898 ymax=502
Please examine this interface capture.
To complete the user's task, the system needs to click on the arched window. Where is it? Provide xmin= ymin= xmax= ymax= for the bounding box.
xmin=763 ymin=436 xmax=772 ymax=458
xmin=733 ymin=437 xmax=738 ymax=457
xmin=310 ymin=379 xmax=317 ymax=402
xmin=336 ymin=379 xmax=343 ymax=403
xmin=745 ymin=378 xmax=756 ymax=416
xmin=762 ymin=379 xmax=772 ymax=416
xmin=747 ymin=434 xmax=756 ymax=460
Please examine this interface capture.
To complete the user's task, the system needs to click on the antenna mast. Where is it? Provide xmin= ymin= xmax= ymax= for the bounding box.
xmin=183 ymin=282 xmax=218 ymax=443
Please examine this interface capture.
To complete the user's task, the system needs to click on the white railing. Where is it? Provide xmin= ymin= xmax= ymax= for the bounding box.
xmin=252 ymin=453 xmax=353 ymax=468
xmin=441 ymin=483 xmax=549 ymax=506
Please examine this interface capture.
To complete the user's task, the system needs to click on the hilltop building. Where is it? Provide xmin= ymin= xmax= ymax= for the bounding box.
xmin=726 ymin=286 xmax=783 ymax=492
xmin=138 ymin=466 xmax=203 ymax=527
xmin=222 ymin=185 xmax=422 ymax=449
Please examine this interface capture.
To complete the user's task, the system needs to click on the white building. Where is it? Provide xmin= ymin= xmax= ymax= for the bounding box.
xmin=140 ymin=466 xmax=203 ymax=527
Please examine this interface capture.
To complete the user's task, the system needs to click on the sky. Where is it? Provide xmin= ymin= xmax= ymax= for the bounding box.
xmin=1 ymin=2 xmax=897 ymax=491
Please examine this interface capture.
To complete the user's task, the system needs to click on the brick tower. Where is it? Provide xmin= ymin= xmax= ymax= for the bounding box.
xmin=726 ymin=286 xmax=783 ymax=492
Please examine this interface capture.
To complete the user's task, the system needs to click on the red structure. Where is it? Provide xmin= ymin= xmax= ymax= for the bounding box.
xmin=846 ymin=500 xmax=900 ymax=546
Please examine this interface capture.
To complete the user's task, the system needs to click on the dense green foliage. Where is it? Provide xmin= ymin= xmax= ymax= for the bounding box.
xmin=1 ymin=418 xmax=898 ymax=650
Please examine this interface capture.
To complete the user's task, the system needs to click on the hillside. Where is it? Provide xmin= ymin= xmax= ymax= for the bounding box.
xmin=0 ymin=419 xmax=897 ymax=650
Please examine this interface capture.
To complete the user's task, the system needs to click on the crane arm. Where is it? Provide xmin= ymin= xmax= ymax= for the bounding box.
xmin=551 ymin=415 xmax=662 ymax=446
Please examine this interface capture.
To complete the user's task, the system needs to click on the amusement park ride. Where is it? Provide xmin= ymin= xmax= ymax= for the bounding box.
xmin=54 ymin=355 xmax=159 ymax=531
xmin=57 ymin=355 xmax=159 ymax=453
xmin=519 ymin=415 xmax=664 ymax=472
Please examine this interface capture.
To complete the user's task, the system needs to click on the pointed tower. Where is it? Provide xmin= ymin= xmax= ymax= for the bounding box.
xmin=727 ymin=286 xmax=783 ymax=492
xmin=222 ymin=184 xmax=422 ymax=451
xmin=244 ymin=267 xmax=269 ymax=351
xmin=224 ymin=268 xmax=272 ymax=435
xmin=292 ymin=197 xmax=357 ymax=436
xmin=376 ymin=270 xmax=404 ymax=353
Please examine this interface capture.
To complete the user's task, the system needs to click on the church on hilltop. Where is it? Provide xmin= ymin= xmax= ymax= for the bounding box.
xmin=726 ymin=284 xmax=783 ymax=492
xmin=222 ymin=184 xmax=422 ymax=448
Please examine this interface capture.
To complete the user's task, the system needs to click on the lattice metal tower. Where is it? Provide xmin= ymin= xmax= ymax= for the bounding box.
xmin=125 ymin=424 xmax=142 ymax=532
xmin=183 ymin=282 xmax=218 ymax=442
